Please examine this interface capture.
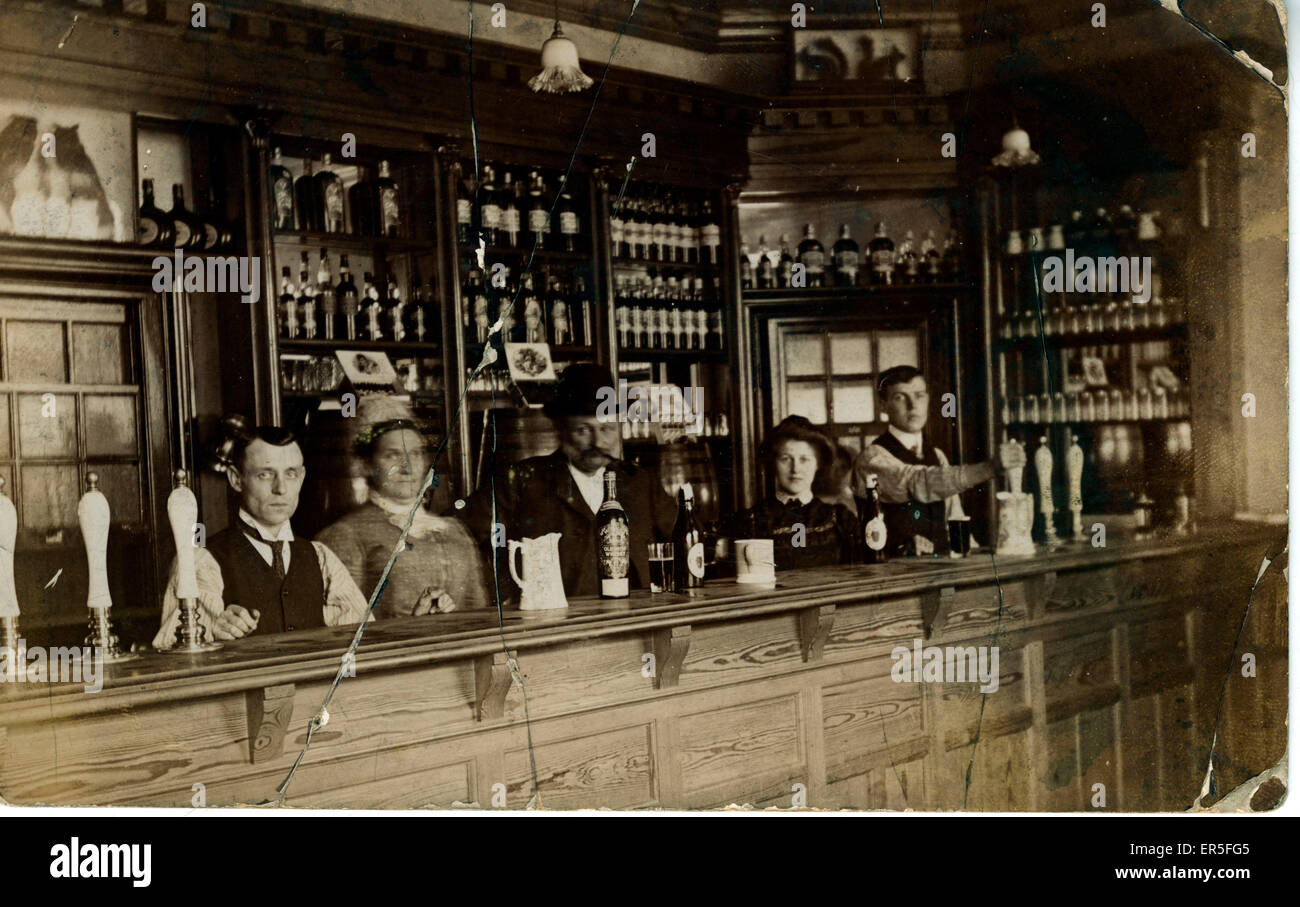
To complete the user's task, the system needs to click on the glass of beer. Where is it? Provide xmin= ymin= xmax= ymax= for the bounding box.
xmin=648 ymin=542 xmax=675 ymax=593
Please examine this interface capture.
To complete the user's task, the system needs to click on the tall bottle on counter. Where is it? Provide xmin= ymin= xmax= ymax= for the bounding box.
xmin=596 ymin=472 xmax=630 ymax=598
xmin=672 ymin=484 xmax=705 ymax=590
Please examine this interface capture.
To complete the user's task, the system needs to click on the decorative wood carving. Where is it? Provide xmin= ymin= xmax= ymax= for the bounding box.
xmin=474 ymin=651 xmax=513 ymax=721
xmin=652 ymin=625 xmax=691 ymax=689
xmin=798 ymin=605 xmax=836 ymax=662
xmin=245 ymin=683 xmax=295 ymax=764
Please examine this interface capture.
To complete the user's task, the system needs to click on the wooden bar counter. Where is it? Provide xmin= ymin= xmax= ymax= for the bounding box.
xmin=0 ymin=524 xmax=1281 ymax=811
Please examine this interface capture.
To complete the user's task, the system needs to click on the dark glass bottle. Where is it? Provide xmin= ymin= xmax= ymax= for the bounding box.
xmin=168 ymin=184 xmax=203 ymax=250
xmin=294 ymin=156 xmax=316 ymax=232
xmin=699 ymin=199 xmax=721 ymax=265
xmin=375 ymin=160 xmax=400 ymax=238
xmin=575 ymin=275 xmax=594 ymax=346
xmin=739 ymin=240 xmax=755 ymax=291
xmin=527 ymin=171 xmax=549 ymax=251
xmin=314 ymin=153 xmax=346 ymax=234
xmin=860 ymin=473 xmax=888 ymax=564
xmin=279 ymin=266 xmax=298 ymax=339
xmin=456 ymin=171 xmax=474 ymax=245
xmin=755 ymin=236 xmax=774 ymax=289
xmin=548 ymin=276 xmax=572 ymax=345
xmin=922 ymin=230 xmax=942 ymax=282
xmin=478 ymin=164 xmax=501 ymax=247
xmin=500 ymin=171 xmax=520 ymax=248
xmin=297 ymin=252 xmax=316 ymax=340
xmin=796 ymin=223 xmax=825 ymax=287
xmin=138 ymin=179 xmax=173 ymax=248
xmin=596 ymin=471 xmax=630 ymax=598
xmin=942 ymin=230 xmax=963 ymax=282
xmin=777 ymin=234 xmax=794 ymax=288
xmin=386 ymin=273 xmax=405 ymax=342
xmin=316 ymin=248 xmax=336 ymax=341
xmin=833 ymin=223 xmax=861 ymax=287
xmin=898 ymin=230 xmax=919 ymax=284
xmin=336 ymin=253 xmax=359 ymax=341
xmin=268 ymin=148 xmax=295 ymax=231
xmin=672 ymin=484 xmax=705 ymax=590
xmin=362 ymin=271 xmax=383 ymax=340
xmin=867 ymin=222 xmax=894 ymax=286
xmin=204 ymin=186 xmax=233 ymax=251
xmin=557 ymin=180 xmax=580 ymax=252
xmin=409 ymin=263 xmax=428 ymax=343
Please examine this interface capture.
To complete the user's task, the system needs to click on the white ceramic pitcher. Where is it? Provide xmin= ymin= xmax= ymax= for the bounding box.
xmin=508 ymin=532 xmax=569 ymax=610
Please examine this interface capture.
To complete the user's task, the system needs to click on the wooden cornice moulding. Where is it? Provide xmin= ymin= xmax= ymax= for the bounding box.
xmin=474 ymin=651 xmax=514 ymax=722
xmin=798 ymin=604 xmax=836 ymax=662
xmin=244 ymin=682 xmax=296 ymax=764
xmin=652 ymin=625 xmax=691 ymax=689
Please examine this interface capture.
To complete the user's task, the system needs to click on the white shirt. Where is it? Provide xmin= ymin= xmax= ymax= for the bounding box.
xmin=567 ymin=462 xmax=606 ymax=514
xmin=236 ymin=508 xmax=295 ymax=570
xmin=855 ymin=430 xmax=984 ymax=521
xmin=777 ymin=489 xmax=814 ymax=506
xmin=887 ymin=425 xmax=925 ymax=458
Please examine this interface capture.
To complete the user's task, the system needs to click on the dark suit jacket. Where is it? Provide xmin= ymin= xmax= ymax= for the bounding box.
xmin=458 ymin=450 xmax=675 ymax=599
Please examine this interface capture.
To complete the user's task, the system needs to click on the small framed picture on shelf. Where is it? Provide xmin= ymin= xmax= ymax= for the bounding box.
xmin=503 ymin=342 xmax=557 ymax=382
xmin=1081 ymin=354 xmax=1109 ymax=387
xmin=337 ymin=349 xmax=399 ymax=391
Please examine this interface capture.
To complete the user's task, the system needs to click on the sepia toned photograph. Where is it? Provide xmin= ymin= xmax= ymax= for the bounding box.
xmin=0 ymin=0 xmax=1287 ymax=823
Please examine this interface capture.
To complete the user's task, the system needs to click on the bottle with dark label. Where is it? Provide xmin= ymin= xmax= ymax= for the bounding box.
xmin=375 ymin=160 xmax=400 ymax=238
xmin=527 ymin=171 xmax=549 ymax=251
xmin=500 ymin=171 xmax=520 ymax=248
xmin=294 ymin=156 xmax=316 ymax=232
xmin=456 ymin=171 xmax=474 ymax=245
xmin=268 ymin=148 xmax=295 ymax=231
xmin=942 ymin=230 xmax=962 ymax=282
xmin=898 ymin=230 xmax=919 ymax=284
xmin=279 ymin=267 xmax=299 ymax=339
xmin=409 ymin=263 xmax=428 ymax=343
xmin=699 ymin=199 xmax=721 ymax=265
xmin=575 ymin=275 xmax=594 ymax=346
xmin=860 ymin=473 xmax=887 ymax=563
xmin=314 ymin=153 xmax=346 ymax=234
xmin=297 ymin=252 xmax=316 ymax=340
xmin=777 ymin=234 xmax=794 ymax=288
xmin=755 ymin=235 xmax=774 ymax=289
xmin=138 ymin=179 xmax=173 ymax=248
xmin=739 ymin=239 xmax=755 ymax=290
xmin=362 ymin=272 xmax=383 ymax=340
xmin=609 ymin=202 xmax=626 ymax=259
xmin=797 ymin=223 xmax=825 ymax=287
xmin=867 ymin=222 xmax=894 ymax=286
xmin=922 ymin=230 xmax=942 ymax=282
xmin=596 ymin=471 xmax=630 ymax=598
xmin=316 ymin=249 xmax=336 ymax=340
xmin=833 ymin=223 xmax=861 ymax=287
xmin=557 ymin=180 xmax=580 ymax=252
xmin=672 ymin=484 xmax=705 ymax=590
xmin=387 ymin=274 xmax=405 ymax=342
xmin=336 ymin=253 xmax=359 ymax=340
xmin=478 ymin=164 xmax=501 ymax=247
xmin=521 ymin=272 xmax=545 ymax=343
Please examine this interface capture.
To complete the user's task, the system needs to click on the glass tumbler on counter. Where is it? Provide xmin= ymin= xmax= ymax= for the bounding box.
xmin=648 ymin=542 xmax=675 ymax=593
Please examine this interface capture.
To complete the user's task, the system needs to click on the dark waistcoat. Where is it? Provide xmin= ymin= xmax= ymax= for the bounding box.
xmin=870 ymin=432 xmax=950 ymax=557
xmin=206 ymin=527 xmax=326 ymax=635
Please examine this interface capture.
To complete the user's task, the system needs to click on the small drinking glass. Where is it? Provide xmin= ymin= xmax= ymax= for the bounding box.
xmin=648 ymin=542 xmax=675 ymax=594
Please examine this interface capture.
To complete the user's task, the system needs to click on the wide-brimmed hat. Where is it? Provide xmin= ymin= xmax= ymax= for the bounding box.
xmin=759 ymin=415 xmax=833 ymax=468
xmin=543 ymin=362 xmax=615 ymax=421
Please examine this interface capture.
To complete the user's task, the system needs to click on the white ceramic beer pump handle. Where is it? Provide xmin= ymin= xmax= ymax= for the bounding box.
xmin=0 ymin=477 xmax=19 ymax=618
xmin=167 ymin=469 xmax=201 ymax=601
xmin=1005 ymin=435 xmax=1023 ymax=494
xmin=78 ymin=472 xmax=113 ymax=611
xmin=1067 ymin=436 xmax=1084 ymax=511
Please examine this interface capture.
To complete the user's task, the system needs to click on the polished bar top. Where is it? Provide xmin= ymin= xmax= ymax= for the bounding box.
xmin=0 ymin=523 xmax=1279 ymax=715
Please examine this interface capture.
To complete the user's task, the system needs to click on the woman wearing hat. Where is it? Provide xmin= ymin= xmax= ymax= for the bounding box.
xmin=727 ymin=416 xmax=862 ymax=570
xmin=316 ymin=401 xmax=489 ymax=618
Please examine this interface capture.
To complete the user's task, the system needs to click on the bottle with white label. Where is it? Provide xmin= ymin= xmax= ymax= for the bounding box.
xmin=672 ymin=484 xmax=705 ymax=590
xmin=596 ymin=471 xmax=630 ymax=598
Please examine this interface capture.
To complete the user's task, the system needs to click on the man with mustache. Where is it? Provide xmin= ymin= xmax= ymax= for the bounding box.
xmin=456 ymin=363 xmax=675 ymax=599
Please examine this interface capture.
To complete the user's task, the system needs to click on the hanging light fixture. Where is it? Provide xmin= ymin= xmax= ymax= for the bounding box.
xmin=992 ymin=115 xmax=1041 ymax=168
xmin=529 ymin=1 xmax=593 ymax=94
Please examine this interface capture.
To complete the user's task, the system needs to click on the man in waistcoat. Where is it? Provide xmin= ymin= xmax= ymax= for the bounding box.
xmin=851 ymin=365 xmax=1025 ymax=557
xmin=153 ymin=425 xmax=369 ymax=648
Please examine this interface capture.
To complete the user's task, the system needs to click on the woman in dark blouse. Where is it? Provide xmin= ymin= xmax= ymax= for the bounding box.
xmin=728 ymin=416 xmax=861 ymax=570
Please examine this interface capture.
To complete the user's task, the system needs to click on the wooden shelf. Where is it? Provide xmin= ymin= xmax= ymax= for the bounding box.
xmin=273 ymin=231 xmax=435 ymax=256
xmin=996 ymin=322 xmax=1188 ymax=349
xmin=611 ymin=257 xmax=722 ymax=272
xmin=457 ymin=244 xmax=591 ymax=264
xmin=617 ymin=346 xmax=727 ymax=362
xmin=278 ymin=338 xmax=443 ymax=355
xmin=742 ymin=282 xmax=972 ymax=302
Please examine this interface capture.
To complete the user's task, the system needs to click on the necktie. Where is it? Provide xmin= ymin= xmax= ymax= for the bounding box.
xmin=270 ymin=540 xmax=287 ymax=580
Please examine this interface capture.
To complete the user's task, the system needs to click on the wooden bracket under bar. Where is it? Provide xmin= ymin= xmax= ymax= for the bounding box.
xmin=652 ymin=625 xmax=691 ymax=689
xmin=474 ymin=651 xmax=514 ymax=721
xmin=923 ymin=586 xmax=957 ymax=639
xmin=245 ymin=683 xmax=296 ymax=764
xmin=798 ymin=605 xmax=836 ymax=662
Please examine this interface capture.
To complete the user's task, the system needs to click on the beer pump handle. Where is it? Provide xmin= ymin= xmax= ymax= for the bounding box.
xmin=1035 ymin=436 xmax=1055 ymax=515
xmin=0 ymin=477 xmax=19 ymax=618
xmin=1067 ymin=435 xmax=1084 ymax=512
xmin=78 ymin=472 xmax=113 ymax=611
xmin=1003 ymin=431 xmax=1023 ymax=494
xmin=168 ymin=469 xmax=201 ymax=601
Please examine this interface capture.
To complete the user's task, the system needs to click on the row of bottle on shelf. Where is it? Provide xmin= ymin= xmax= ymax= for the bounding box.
xmin=1001 ymin=294 xmax=1186 ymax=339
xmin=277 ymin=248 xmax=437 ymax=344
xmin=458 ymin=164 xmax=584 ymax=253
xmin=614 ymin=272 xmax=725 ymax=351
xmin=1001 ymin=204 xmax=1169 ymax=262
xmin=1001 ymin=386 xmax=1190 ymax=425
xmin=462 ymin=264 xmax=594 ymax=347
xmin=620 ymin=410 xmax=731 ymax=440
xmin=608 ymin=186 xmax=723 ymax=265
xmin=740 ymin=223 xmax=964 ymax=290
xmin=269 ymin=149 xmax=402 ymax=238
xmin=137 ymin=179 xmax=236 ymax=251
